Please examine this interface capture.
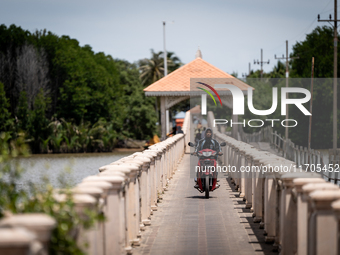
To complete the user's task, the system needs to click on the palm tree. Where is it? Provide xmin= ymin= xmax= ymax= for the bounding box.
xmin=139 ymin=50 xmax=182 ymax=86
xmin=167 ymin=52 xmax=182 ymax=73
xmin=139 ymin=50 xmax=164 ymax=86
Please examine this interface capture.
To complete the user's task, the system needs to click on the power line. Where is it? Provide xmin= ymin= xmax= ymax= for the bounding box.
xmin=270 ymin=0 xmax=336 ymax=53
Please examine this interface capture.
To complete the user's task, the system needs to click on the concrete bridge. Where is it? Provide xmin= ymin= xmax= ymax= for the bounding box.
xmin=1 ymin=111 xmax=340 ymax=255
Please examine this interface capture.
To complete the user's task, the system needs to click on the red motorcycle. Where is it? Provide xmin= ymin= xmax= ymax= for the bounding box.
xmin=188 ymin=142 xmax=226 ymax=198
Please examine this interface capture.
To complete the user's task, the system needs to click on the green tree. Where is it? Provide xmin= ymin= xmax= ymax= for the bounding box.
xmin=28 ymin=89 xmax=50 ymax=152
xmin=138 ymin=50 xmax=182 ymax=86
xmin=16 ymin=90 xmax=29 ymax=131
xmin=0 ymin=82 xmax=13 ymax=132
xmin=139 ymin=50 xmax=165 ymax=86
xmin=290 ymin=26 xmax=337 ymax=78
xmin=115 ymin=59 xmax=157 ymax=140
xmin=289 ymin=26 xmax=340 ymax=148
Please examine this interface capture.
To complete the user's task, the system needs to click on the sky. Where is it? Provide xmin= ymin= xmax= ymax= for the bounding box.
xmin=1 ymin=0 xmax=336 ymax=77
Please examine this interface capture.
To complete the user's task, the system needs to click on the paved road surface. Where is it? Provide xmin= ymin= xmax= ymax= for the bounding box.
xmin=134 ymin=154 xmax=277 ymax=255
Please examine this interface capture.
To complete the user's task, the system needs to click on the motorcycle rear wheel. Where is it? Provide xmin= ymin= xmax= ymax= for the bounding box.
xmin=205 ymin=175 xmax=209 ymax=199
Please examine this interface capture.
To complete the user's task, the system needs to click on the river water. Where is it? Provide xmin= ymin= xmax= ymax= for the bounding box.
xmin=13 ymin=151 xmax=134 ymax=190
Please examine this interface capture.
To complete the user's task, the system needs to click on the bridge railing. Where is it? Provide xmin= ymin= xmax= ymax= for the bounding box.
xmin=207 ymin=111 xmax=340 ymax=255
xmin=238 ymin=124 xmax=326 ymax=172
xmin=0 ymin=115 xmax=189 ymax=255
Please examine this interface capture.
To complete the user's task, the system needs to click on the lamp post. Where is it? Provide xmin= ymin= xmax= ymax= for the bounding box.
xmin=163 ymin=21 xmax=169 ymax=137
xmin=163 ymin=21 xmax=167 ymax=77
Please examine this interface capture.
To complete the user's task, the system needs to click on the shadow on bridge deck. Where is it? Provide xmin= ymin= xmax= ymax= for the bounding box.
xmin=226 ymin=178 xmax=277 ymax=255
xmin=134 ymin=154 xmax=277 ymax=255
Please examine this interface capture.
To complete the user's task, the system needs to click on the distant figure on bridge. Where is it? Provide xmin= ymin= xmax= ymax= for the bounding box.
xmin=195 ymin=129 xmax=201 ymax=144
xmin=176 ymin=126 xmax=184 ymax=134
xmin=197 ymin=121 xmax=202 ymax=130
xmin=201 ymin=127 xmax=206 ymax=139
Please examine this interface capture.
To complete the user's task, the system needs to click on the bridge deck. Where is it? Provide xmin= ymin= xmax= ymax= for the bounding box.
xmin=135 ymin=154 xmax=276 ymax=255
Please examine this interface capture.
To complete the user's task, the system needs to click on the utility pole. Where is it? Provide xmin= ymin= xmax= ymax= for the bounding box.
xmin=318 ymin=0 xmax=340 ymax=149
xmin=242 ymin=63 xmax=251 ymax=78
xmin=309 ymin=57 xmax=315 ymax=157
xmin=254 ymin=49 xmax=269 ymax=80
xmin=274 ymin=40 xmax=299 ymax=140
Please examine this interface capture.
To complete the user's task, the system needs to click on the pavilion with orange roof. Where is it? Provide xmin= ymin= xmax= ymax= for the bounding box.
xmin=144 ymin=49 xmax=253 ymax=139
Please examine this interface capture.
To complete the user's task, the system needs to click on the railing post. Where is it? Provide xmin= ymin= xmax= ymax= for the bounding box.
xmin=308 ymin=190 xmax=340 ymax=255
xmin=0 ymin=214 xmax=56 ymax=254
xmin=143 ymin=151 xmax=159 ymax=212
xmin=280 ymin=173 xmax=298 ymax=254
xmin=293 ymin=178 xmax=327 ymax=255
xmin=0 ymin=227 xmax=37 ymax=255
xmin=245 ymin=153 xmax=253 ymax=209
xmin=71 ymin=186 xmax=104 ymax=255
xmin=79 ymin=178 xmax=114 ymax=255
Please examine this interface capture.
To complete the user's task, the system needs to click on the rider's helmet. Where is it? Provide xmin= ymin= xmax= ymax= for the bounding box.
xmin=205 ymin=128 xmax=213 ymax=137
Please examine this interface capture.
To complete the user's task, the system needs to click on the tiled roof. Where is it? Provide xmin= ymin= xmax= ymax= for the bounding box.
xmin=143 ymin=57 xmax=252 ymax=96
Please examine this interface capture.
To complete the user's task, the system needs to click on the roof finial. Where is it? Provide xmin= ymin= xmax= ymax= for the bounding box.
xmin=195 ymin=46 xmax=202 ymax=59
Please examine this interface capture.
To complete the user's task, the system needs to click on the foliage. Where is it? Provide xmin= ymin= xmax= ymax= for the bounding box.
xmin=0 ymin=82 xmax=14 ymax=132
xmin=0 ymin=24 xmax=169 ymax=153
xmin=245 ymin=26 xmax=340 ymax=148
xmin=115 ymin=59 xmax=158 ymax=140
xmin=290 ymin=26 xmax=337 ymax=78
xmin=289 ymin=26 xmax=340 ymax=148
xmin=138 ymin=49 xmax=182 ymax=86
xmin=0 ymin=132 xmax=104 ymax=254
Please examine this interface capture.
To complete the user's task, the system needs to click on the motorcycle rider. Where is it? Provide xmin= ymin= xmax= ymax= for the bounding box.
xmin=193 ymin=128 xmax=222 ymax=188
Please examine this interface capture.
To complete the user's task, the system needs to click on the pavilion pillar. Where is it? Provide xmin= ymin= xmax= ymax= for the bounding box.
xmin=160 ymin=97 xmax=166 ymax=140
xmin=166 ymin=110 xmax=170 ymax=135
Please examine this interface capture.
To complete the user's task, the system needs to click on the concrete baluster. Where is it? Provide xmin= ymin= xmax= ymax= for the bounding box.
xmin=308 ymin=189 xmax=340 ymax=255
xmin=293 ymin=178 xmax=327 ymax=255
xmin=166 ymin=141 xmax=172 ymax=182
xmin=53 ymin=193 xmax=97 ymax=254
xmin=72 ymin=186 xmax=104 ymax=255
xmin=148 ymin=146 xmax=164 ymax=199
xmin=279 ymin=173 xmax=299 ymax=255
xmin=239 ymin=148 xmax=246 ymax=198
xmin=0 ymin=214 xmax=56 ymax=255
xmin=111 ymin=164 xmax=141 ymax=247
xmin=134 ymin=156 xmax=152 ymax=226
xmin=252 ymin=155 xmax=264 ymax=222
xmin=78 ymin=179 xmax=113 ymax=255
xmin=264 ymin=171 xmax=277 ymax=243
xmin=143 ymin=151 xmax=159 ymax=212
xmin=245 ymin=154 xmax=253 ymax=209
xmin=0 ymin=227 xmax=38 ymax=255
xmin=331 ymin=199 xmax=340 ymax=255
xmin=98 ymin=167 xmax=132 ymax=253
